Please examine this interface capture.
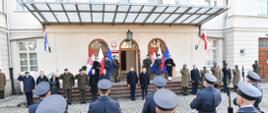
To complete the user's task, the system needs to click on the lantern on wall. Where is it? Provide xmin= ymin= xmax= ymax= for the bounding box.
xmin=126 ymin=29 xmax=133 ymax=41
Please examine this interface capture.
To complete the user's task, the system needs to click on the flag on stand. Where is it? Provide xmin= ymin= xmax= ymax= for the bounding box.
xmin=87 ymin=49 xmax=95 ymax=76
xmin=106 ymin=48 xmax=114 ymax=77
xmin=201 ymin=32 xmax=208 ymax=50
xmin=150 ymin=48 xmax=156 ymax=73
xmin=163 ymin=48 xmax=170 ymax=73
xmin=98 ymin=48 xmax=105 ymax=75
xmin=157 ymin=48 xmax=165 ymax=71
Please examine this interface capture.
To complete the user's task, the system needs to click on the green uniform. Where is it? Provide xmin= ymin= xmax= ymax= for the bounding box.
xmin=112 ymin=59 xmax=120 ymax=82
xmin=143 ymin=58 xmax=152 ymax=77
xmin=252 ymin=64 xmax=260 ymax=74
xmin=232 ymin=69 xmax=240 ymax=89
xmin=200 ymin=69 xmax=209 ymax=82
xmin=75 ymin=73 xmax=89 ymax=103
xmin=0 ymin=72 xmax=6 ymax=98
xmin=180 ymin=68 xmax=190 ymax=95
xmin=59 ymin=73 xmax=74 ymax=103
xmin=211 ymin=66 xmax=222 ymax=86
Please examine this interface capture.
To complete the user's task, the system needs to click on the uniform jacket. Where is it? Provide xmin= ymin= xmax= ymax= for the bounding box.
xmin=191 ymin=68 xmax=200 ymax=84
xmin=180 ymin=68 xmax=190 ymax=87
xmin=232 ymin=69 xmax=240 ymax=86
xmin=104 ymin=59 xmax=111 ymax=70
xmin=252 ymin=64 xmax=260 ymax=74
xmin=17 ymin=75 xmax=35 ymax=93
xmin=154 ymin=59 xmax=162 ymax=75
xmin=93 ymin=61 xmax=101 ymax=76
xmin=59 ymin=73 xmax=74 ymax=90
xmin=143 ymin=58 xmax=152 ymax=69
xmin=88 ymin=96 xmax=121 ymax=113
xmin=36 ymin=76 xmax=49 ymax=85
xmin=75 ymin=73 xmax=89 ymax=90
xmin=200 ymin=69 xmax=209 ymax=81
xmin=237 ymin=106 xmax=260 ymax=113
xmin=142 ymin=93 xmax=156 ymax=113
xmin=127 ymin=71 xmax=138 ymax=87
xmin=190 ymin=86 xmax=222 ymax=113
xmin=222 ymin=67 xmax=231 ymax=83
xmin=112 ymin=59 xmax=119 ymax=77
xmin=139 ymin=72 xmax=150 ymax=89
xmin=211 ymin=66 xmax=222 ymax=84
xmin=0 ymin=72 xmax=6 ymax=91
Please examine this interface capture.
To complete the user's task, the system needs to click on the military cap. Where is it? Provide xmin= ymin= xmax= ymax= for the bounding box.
xmin=98 ymin=79 xmax=112 ymax=90
xmin=247 ymin=71 xmax=260 ymax=81
xmin=36 ymin=95 xmax=67 ymax=113
xmin=153 ymin=88 xmax=179 ymax=110
xmin=237 ymin=82 xmax=262 ymax=100
xmin=153 ymin=76 xmax=167 ymax=87
xmin=204 ymin=73 xmax=217 ymax=84
xmin=35 ymin=81 xmax=50 ymax=96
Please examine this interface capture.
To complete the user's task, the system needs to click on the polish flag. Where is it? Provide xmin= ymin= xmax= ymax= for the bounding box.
xmin=201 ymin=32 xmax=208 ymax=50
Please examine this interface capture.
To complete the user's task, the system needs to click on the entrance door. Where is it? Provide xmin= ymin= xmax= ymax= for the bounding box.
xmin=119 ymin=39 xmax=140 ymax=80
xmin=259 ymin=48 xmax=268 ymax=78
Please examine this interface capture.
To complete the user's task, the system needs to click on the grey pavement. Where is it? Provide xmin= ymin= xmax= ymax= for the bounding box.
xmin=0 ymin=83 xmax=268 ymax=113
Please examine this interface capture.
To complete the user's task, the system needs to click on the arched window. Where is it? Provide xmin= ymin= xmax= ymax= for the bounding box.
xmin=88 ymin=39 xmax=109 ymax=57
xmin=148 ymin=38 xmax=167 ymax=55
xmin=120 ymin=39 xmax=139 ymax=49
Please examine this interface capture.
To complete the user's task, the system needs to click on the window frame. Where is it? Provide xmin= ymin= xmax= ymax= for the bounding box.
xmin=18 ymin=40 xmax=38 ymax=72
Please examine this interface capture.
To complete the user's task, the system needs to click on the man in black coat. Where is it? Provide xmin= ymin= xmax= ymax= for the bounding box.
xmin=190 ymin=64 xmax=200 ymax=95
xmin=139 ymin=67 xmax=150 ymax=100
xmin=17 ymin=72 xmax=35 ymax=107
xmin=154 ymin=54 xmax=162 ymax=75
xmin=127 ymin=67 xmax=138 ymax=101
xmin=92 ymin=57 xmax=101 ymax=77
xmin=89 ymin=69 xmax=99 ymax=101
xmin=164 ymin=55 xmax=175 ymax=80
xmin=143 ymin=55 xmax=152 ymax=76
xmin=222 ymin=62 xmax=231 ymax=92
xmin=36 ymin=71 xmax=48 ymax=85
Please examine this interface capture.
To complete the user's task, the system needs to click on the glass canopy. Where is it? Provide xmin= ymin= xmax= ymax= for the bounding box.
xmin=21 ymin=2 xmax=227 ymax=25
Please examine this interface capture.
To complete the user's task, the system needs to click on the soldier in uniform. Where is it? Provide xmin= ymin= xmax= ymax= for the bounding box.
xmin=154 ymin=54 xmax=162 ymax=75
xmin=29 ymin=82 xmax=51 ymax=113
xmin=143 ymin=55 xmax=152 ymax=78
xmin=165 ymin=55 xmax=176 ymax=80
xmin=75 ymin=69 xmax=89 ymax=104
xmin=153 ymin=88 xmax=179 ymax=113
xmin=180 ymin=64 xmax=190 ymax=95
xmin=246 ymin=71 xmax=263 ymax=112
xmin=211 ymin=63 xmax=222 ymax=88
xmin=232 ymin=65 xmax=241 ymax=90
xmin=235 ymin=82 xmax=262 ymax=113
xmin=222 ymin=63 xmax=232 ymax=92
xmin=36 ymin=95 xmax=67 ymax=113
xmin=88 ymin=79 xmax=121 ymax=113
xmin=127 ymin=67 xmax=138 ymax=101
xmin=104 ymin=56 xmax=111 ymax=79
xmin=36 ymin=71 xmax=49 ymax=85
xmin=142 ymin=76 xmax=167 ymax=113
xmin=112 ymin=55 xmax=120 ymax=82
xmin=59 ymin=68 xmax=74 ymax=105
xmin=0 ymin=69 xmax=6 ymax=99
xmin=252 ymin=60 xmax=261 ymax=74
xmin=190 ymin=73 xmax=222 ymax=113
xmin=89 ymin=69 xmax=99 ymax=101
xmin=139 ymin=67 xmax=150 ymax=100
xmin=17 ymin=72 xmax=35 ymax=107
xmin=92 ymin=57 xmax=101 ymax=77
xmin=200 ymin=66 xmax=209 ymax=83
xmin=191 ymin=64 xmax=200 ymax=95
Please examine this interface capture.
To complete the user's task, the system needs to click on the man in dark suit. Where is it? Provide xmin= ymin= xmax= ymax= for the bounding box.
xmin=190 ymin=64 xmax=200 ymax=95
xmin=127 ymin=67 xmax=138 ymax=101
xmin=164 ymin=55 xmax=175 ymax=80
xmin=92 ymin=57 xmax=101 ymax=77
xmin=88 ymin=79 xmax=121 ymax=113
xmin=222 ymin=62 xmax=231 ymax=92
xmin=235 ymin=82 xmax=262 ymax=113
xmin=17 ymin=72 xmax=35 ymax=107
xmin=139 ymin=67 xmax=150 ymax=100
xmin=89 ymin=69 xmax=99 ymax=101
xmin=143 ymin=55 xmax=152 ymax=77
xmin=142 ymin=76 xmax=167 ymax=113
xmin=154 ymin=54 xmax=162 ymax=75
xmin=190 ymin=73 xmax=222 ymax=113
xmin=36 ymin=71 xmax=48 ymax=85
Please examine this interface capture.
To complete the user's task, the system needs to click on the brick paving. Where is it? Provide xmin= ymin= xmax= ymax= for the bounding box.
xmin=0 ymin=83 xmax=267 ymax=113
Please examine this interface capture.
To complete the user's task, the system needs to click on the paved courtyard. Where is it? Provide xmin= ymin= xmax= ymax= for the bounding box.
xmin=0 ymin=83 xmax=268 ymax=113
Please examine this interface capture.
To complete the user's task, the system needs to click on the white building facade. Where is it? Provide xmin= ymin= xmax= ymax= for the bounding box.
xmin=1 ymin=0 xmax=268 ymax=96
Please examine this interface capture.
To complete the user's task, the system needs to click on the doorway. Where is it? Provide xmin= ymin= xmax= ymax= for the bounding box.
xmin=119 ymin=39 xmax=140 ymax=80
xmin=259 ymin=38 xmax=268 ymax=78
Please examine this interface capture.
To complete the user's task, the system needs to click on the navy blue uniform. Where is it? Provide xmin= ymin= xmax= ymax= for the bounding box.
xmin=222 ymin=67 xmax=231 ymax=92
xmin=164 ymin=58 xmax=175 ymax=77
xmin=253 ymin=83 xmax=263 ymax=112
xmin=191 ymin=68 xmax=200 ymax=95
xmin=18 ymin=76 xmax=35 ymax=106
xmin=89 ymin=72 xmax=99 ymax=100
xmin=127 ymin=71 xmax=138 ymax=101
xmin=28 ymin=100 xmax=41 ymax=113
xmin=190 ymin=86 xmax=222 ymax=113
xmin=237 ymin=106 xmax=260 ymax=113
xmin=139 ymin=72 xmax=150 ymax=99
xmin=154 ymin=59 xmax=162 ymax=75
xmin=93 ymin=61 xmax=101 ymax=76
xmin=142 ymin=93 xmax=156 ymax=113
xmin=88 ymin=96 xmax=121 ymax=113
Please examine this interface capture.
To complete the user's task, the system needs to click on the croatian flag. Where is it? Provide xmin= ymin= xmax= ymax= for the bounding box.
xmin=43 ymin=29 xmax=48 ymax=51
xmin=87 ymin=49 xmax=95 ymax=76
xmin=150 ymin=48 xmax=156 ymax=73
xmin=157 ymin=48 xmax=165 ymax=71
xmin=163 ymin=48 xmax=170 ymax=73
xmin=98 ymin=48 xmax=105 ymax=75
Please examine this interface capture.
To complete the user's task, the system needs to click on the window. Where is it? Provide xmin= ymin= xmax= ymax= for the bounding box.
xmin=206 ymin=39 xmax=219 ymax=66
xmin=176 ymin=0 xmax=190 ymax=5
xmin=257 ymin=0 xmax=268 ymax=15
xmin=18 ymin=41 xmax=38 ymax=72
xmin=16 ymin=0 xmax=26 ymax=11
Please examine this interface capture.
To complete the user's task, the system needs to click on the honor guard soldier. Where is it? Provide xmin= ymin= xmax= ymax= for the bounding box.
xmin=36 ymin=95 xmax=67 ymax=113
xmin=246 ymin=71 xmax=263 ymax=112
xmin=232 ymin=65 xmax=241 ymax=90
xmin=75 ymin=69 xmax=89 ymax=104
xmin=143 ymin=55 xmax=152 ymax=78
xmin=153 ymin=88 xmax=179 ymax=113
xmin=190 ymin=73 xmax=222 ymax=113
xmin=59 ymin=68 xmax=74 ymax=105
xmin=29 ymin=81 xmax=51 ymax=113
xmin=154 ymin=54 xmax=162 ymax=75
xmin=88 ymin=79 xmax=121 ymax=113
xmin=235 ymin=82 xmax=262 ymax=113
xmin=142 ymin=76 xmax=167 ymax=113
xmin=211 ymin=63 xmax=222 ymax=88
